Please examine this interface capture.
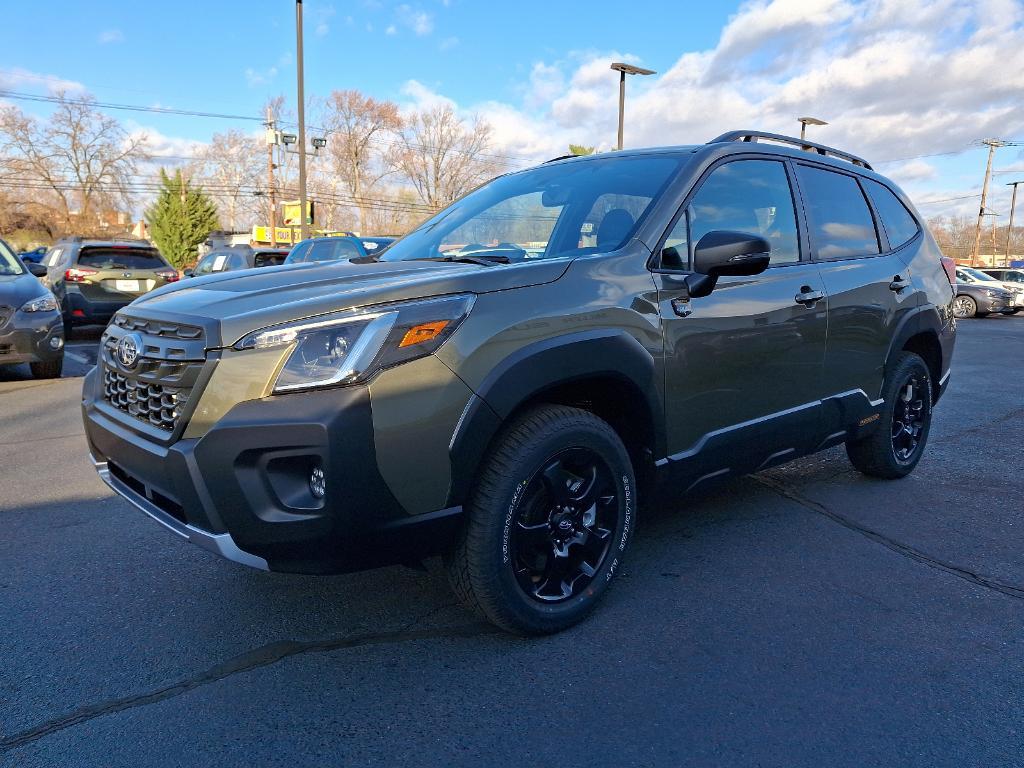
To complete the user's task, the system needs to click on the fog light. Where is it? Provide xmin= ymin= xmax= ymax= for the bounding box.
xmin=49 ymin=336 xmax=63 ymax=350
xmin=309 ymin=465 xmax=326 ymax=499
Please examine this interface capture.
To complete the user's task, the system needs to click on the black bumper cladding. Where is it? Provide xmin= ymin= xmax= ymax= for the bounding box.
xmin=82 ymin=368 xmax=463 ymax=573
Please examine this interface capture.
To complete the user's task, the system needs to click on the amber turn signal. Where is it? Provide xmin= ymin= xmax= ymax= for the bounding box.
xmin=398 ymin=320 xmax=450 ymax=348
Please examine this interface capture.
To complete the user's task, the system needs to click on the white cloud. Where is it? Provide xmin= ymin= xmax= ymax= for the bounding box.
xmin=98 ymin=29 xmax=124 ymax=44
xmin=244 ymin=66 xmax=278 ymax=88
xmin=395 ymin=4 xmax=434 ymax=36
xmin=385 ymin=24 xmax=397 ymax=35
xmin=439 ymin=36 xmax=459 ymax=51
xmin=400 ymin=0 xmax=1024 ymax=218
xmin=314 ymin=4 xmax=336 ymax=37
xmin=0 ymin=67 xmax=86 ymax=95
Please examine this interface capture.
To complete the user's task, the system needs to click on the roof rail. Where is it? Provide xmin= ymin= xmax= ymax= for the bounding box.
xmin=708 ymin=130 xmax=873 ymax=171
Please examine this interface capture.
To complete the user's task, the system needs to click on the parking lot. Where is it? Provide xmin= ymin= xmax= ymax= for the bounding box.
xmin=1 ymin=316 xmax=1022 ymax=767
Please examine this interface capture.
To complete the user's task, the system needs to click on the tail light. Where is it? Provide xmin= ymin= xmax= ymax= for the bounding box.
xmin=64 ymin=267 xmax=98 ymax=283
xmin=156 ymin=268 xmax=180 ymax=283
xmin=940 ymin=256 xmax=956 ymax=285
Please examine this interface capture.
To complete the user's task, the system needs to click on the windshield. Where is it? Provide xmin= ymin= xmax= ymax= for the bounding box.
xmin=0 ymin=239 xmax=25 ymax=276
xmin=379 ymin=156 xmax=682 ymax=264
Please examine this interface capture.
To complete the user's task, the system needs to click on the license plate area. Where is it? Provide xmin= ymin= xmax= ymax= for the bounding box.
xmin=115 ymin=279 xmax=140 ymax=292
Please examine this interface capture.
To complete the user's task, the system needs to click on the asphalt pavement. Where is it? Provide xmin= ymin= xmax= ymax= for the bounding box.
xmin=1 ymin=317 xmax=1023 ymax=767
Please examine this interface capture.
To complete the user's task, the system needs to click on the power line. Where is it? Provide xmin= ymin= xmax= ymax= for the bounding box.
xmin=0 ymin=90 xmax=265 ymax=123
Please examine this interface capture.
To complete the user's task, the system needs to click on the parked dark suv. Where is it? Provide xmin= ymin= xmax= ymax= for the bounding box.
xmin=82 ymin=131 xmax=956 ymax=634
xmin=40 ymin=238 xmax=178 ymax=337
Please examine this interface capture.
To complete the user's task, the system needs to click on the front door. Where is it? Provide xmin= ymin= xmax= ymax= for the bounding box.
xmin=653 ymin=158 xmax=829 ymax=489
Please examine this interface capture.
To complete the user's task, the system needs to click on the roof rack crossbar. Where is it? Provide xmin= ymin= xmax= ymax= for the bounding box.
xmin=708 ymin=130 xmax=873 ymax=170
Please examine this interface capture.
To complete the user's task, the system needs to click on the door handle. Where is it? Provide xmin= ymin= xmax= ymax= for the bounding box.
xmin=794 ymin=287 xmax=825 ymax=307
xmin=889 ymin=275 xmax=911 ymax=292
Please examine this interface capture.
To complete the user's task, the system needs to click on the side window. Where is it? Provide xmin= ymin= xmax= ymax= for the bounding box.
xmin=581 ymin=193 xmax=655 ymax=251
xmin=660 ymin=211 xmax=689 ymax=270
xmin=863 ymin=179 xmax=920 ymax=250
xmin=331 ymin=240 xmax=362 ymax=260
xmin=796 ymin=165 xmax=880 ymax=259
xmin=687 ymin=159 xmax=801 ymax=265
xmin=43 ymin=248 xmax=63 ymax=268
xmin=194 ymin=255 xmax=215 ymax=275
xmin=225 ymin=252 xmax=247 ymax=270
xmin=288 ymin=242 xmax=312 ymax=263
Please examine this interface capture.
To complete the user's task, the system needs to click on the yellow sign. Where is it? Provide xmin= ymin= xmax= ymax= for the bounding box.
xmin=252 ymin=226 xmax=301 ymax=244
xmin=282 ymin=200 xmax=315 ymax=226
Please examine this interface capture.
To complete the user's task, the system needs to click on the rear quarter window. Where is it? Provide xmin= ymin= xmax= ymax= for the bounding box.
xmin=77 ymin=248 xmax=167 ymax=270
xmin=864 ymin=179 xmax=920 ymax=250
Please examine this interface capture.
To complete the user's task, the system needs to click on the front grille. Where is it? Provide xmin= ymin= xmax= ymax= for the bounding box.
xmin=100 ymin=312 xmax=208 ymax=434
xmin=0 ymin=343 xmax=11 ymax=356
xmin=0 ymin=305 xmax=12 ymax=329
xmin=103 ymin=366 xmax=191 ymax=431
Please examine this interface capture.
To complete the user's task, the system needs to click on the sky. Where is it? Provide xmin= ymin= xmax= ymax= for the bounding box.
xmin=2 ymin=0 xmax=1024 ymax=222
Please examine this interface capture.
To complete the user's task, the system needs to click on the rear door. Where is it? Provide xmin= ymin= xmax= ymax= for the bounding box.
xmin=654 ymin=157 xmax=830 ymax=485
xmin=795 ymin=165 xmax=918 ymax=405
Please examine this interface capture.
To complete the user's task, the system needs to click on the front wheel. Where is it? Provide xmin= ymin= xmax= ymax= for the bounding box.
xmin=446 ymin=405 xmax=636 ymax=635
xmin=846 ymin=351 xmax=932 ymax=479
xmin=952 ymin=295 xmax=977 ymax=318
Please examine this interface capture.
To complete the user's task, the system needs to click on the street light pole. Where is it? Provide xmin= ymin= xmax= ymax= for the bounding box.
xmin=610 ymin=62 xmax=656 ymax=151
xmin=295 ymin=0 xmax=309 ymax=241
xmin=797 ymin=116 xmax=828 ymax=142
xmin=1007 ymin=181 xmax=1022 ymax=267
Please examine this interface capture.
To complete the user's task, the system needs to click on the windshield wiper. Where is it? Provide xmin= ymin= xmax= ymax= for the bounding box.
xmin=441 ymin=254 xmax=509 ymax=266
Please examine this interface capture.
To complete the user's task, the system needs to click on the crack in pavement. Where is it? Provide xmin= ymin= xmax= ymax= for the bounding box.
xmin=0 ymin=620 xmax=499 ymax=754
xmin=0 ymin=432 xmax=85 ymax=447
xmin=754 ymin=475 xmax=1024 ymax=601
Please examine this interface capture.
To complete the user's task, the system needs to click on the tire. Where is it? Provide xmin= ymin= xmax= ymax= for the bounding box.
xmin=445 ymin=404 xmax=636 ymax=635
xmin=952 ymin=294 xmax=976 ymax=318
xmin=846 ymin=351 xmax=932 ymax=479
xmin=30 ymin=357 xmax=63 ymax=379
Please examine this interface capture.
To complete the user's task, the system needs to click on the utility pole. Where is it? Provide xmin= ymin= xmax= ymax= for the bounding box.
xmin=1007 ymin=181 xmax=1022 ymax=267
xmin=971 ymin=139 xmax=1006 ymax=266
xmin=265 ymin=106 xmax=277 ymax=247
xmin=295 ymin=0 xmax=309 ymax=241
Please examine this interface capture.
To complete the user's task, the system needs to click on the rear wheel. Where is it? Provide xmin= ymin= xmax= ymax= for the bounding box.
xmin=846 ymin=351 xmax=932 ymax=479
xmin=446 ymin=405 xmax=635 ymax=635
xmin=952 ymin=295 xmax=976 ymax=318
xmin=30 ymin=357 xmax=63 ymax=379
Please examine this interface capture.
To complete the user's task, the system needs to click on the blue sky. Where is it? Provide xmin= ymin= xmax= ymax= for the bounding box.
xmin=2 ymin=0 xmax=1024 ymax=222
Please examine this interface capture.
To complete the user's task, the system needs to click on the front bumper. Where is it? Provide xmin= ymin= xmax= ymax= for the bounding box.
xmin=82 ymin=368 xmax=463 ymax=573
xmin=0 ymin=311 xmax=64 ymax=364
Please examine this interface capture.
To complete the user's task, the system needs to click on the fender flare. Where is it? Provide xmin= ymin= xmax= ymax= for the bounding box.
xmin=446 ymin=329 xmax=663 ymax=506
xmin=883 ymin=302 xmax=945 ymax=389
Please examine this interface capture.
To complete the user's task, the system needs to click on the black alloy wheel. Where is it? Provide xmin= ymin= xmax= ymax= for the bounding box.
xmin=891 ymin=373 xmax=927 ymax=464
xmin=510 ymin=448 xmax=618 ymax=603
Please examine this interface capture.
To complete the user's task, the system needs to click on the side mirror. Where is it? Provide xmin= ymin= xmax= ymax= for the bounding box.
xmin=183 ymin=268 xmax=194 ymax=278
xmin=27 ymin=262 xmax=47 ymax=278
xmin=684 ymin=230 xmax=771 ymax=298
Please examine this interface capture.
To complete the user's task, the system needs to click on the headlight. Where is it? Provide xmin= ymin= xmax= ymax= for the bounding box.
xmin=19 ymin=293 xmax=58 ymax=313
xmin=985 ymin=289 xmax=1001 ymax=298
xmin=235 ymin=294 xmax=474 ymax=393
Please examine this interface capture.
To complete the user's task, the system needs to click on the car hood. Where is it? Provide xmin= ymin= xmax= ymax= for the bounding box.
xmin=0 ymin=272 xmax=49 ymax=312
xmin=126 ymin=257 xmax=571 ymax=347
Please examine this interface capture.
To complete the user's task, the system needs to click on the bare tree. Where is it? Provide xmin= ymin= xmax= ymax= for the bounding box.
xmin=193 ymin=129 xmax=263 ymax=230
xmin=320 ymin=90 xmax=402 ymax=233
xmin=393 ymin=105 xmax=502 ymax=213
xmin=0 ymin=91 xmax=147 ymax=233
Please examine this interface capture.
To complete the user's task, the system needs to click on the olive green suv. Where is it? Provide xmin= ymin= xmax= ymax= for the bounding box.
xmin=82 ymin=131 xmax=956 ymax=634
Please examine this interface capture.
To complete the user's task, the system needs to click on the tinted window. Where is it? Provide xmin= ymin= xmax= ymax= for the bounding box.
xmin=42 ymin=248 xmax=64 ymax=268
xmin=687 ymin=159 xmax=800 ymax=264
xmin=0 ymin=239 xmax=24 ymax=275
xmin=864 ymin=179 xmax=919 ymax=249
xmin=225 ymin=252 xmax=248 ymax=270
xmin=307 ymin=239 xmax=362 ymax=263
xmin=796 ymin=166 xmax=879 ymax=259
xmin=77 ymin=248 xmax=166 ymax=269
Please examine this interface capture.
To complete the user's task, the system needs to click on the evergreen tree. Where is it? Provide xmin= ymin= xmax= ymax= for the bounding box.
xmin=145 ymin=169 xmax=220 ymax=268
